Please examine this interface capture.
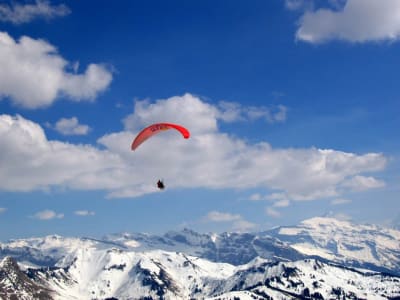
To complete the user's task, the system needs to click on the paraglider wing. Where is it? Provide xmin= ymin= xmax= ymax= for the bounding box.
xmin=131 ymin=123 xmax=190 ymax=151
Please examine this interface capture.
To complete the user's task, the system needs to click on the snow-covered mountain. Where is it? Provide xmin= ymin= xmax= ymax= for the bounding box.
xmin=3 ymin=217 xmax=398 ymax=274
xmin=268 ymin=217 xmax=400 ymax=275
xmin=3 ymin=250 xmax=400 ymax=300
xmin=103 ymin=228 xmax=305 ymax=265
xmin=0 ymin=256 xmax=53 ymax=300
xmin=1 ymin=217 xmax=400 ymax=299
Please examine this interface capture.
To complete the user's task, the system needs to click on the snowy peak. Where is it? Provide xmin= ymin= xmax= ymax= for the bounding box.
xmin=0 ymin=234 xmax=131 ymax=269
xmin=27 ymin=251 xmax=400 ymax=300
xmin=0 ymin=255 xmax=19 ymax=269
xmin=0 ymin=218 xmax=400 ymax=299
xmin=300 ymin=216 xmax=400 ymax=238
xmin=0 ymin=256 xmax=53 ymax=300
xmin=31 ymin=248 xmax=236 ymax=299
xmin=164 ymin=227 xmax=213 ymax=246
xmin=218 ymin=258 xmax=400 ymax=300
xmin=102 ymin=229 xmax=304 ymax=265
xmin=271 ymin=217 xmax=400 ymax=275
xmin=4 ymin=217 xmax=400 ymax=275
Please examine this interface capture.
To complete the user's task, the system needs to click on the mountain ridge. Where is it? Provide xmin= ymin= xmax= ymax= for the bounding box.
xmin=268 ymin=217 xmax=400 ymax=275
xmin=1 ymin=217 xmax=399 ymax=299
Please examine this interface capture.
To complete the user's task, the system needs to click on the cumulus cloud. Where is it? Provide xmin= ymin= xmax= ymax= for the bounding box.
xmin=249 ymin=193 xmax=290 ymax=207
xmin=249 ymin=193 xmax=263 ymax=201
xmin=204 ymin=210 xmax=256 ymax=232
xmin=324 ymin=211 xmax=352 ymax=221
xmin=53 ymin=117 xmax=90 ymax=136
xmin=0 ymin=32 xmax=112 ymax=108
xmin=0 ymin=207 xmax=6 ymax=213
xmin=0 ymin=94 xmax=387 ymax=200
xmin=123 ymin=95 xmax=287 ymax=136
xmin=285 ymin=0 xmax=309 ymax=11
xmin=74 ymin=210 xmax=95 ymax=216
xmin=123 ymin=94 xmax=219 ymax=135
xmin=217 ymin=101 xmax=287 ymax=123
xmin=205 ymin=211 xmax=242 ymax=222
xmin=267 ymin=192 xmax=288 ymax=201
xmin=32 ymin=209 xmax=64 ymax=220
xmin=265 ymin=194 xmax=290 ymax=218
xmin=232 ymin=219 xmax=257 ymax=232
xmin=295 ymin=0 xmax=400 ymax=43
xmin=0 ymin=0 xmax=70 ymax=24
xmin=273 ymin=199 xmax=290 ymax=207
xmin=0 ymin=114 xmax=123 ymax=193
xmin=341 ymin=175 xmax=385 ymax=191
xmin=331 ymin=198 xmax=351 ymax=205
xmin=266 ymin=207 xmax=281 ymax=218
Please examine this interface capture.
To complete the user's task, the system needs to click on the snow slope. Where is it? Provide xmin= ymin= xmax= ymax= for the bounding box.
xmin=270 ymin=217 xmax=400 ymax=275
xmin=1 ymin=217 xmax=400 ymax=299
xmin=27 ymin=250 xmax=400 ymax=300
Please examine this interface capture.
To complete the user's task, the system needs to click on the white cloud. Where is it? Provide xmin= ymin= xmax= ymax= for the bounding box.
xmin=341 ymin=175 xmax=385 ymax=191
xmin=328 ymin=0 xmax=347 ymax=10
xmin=32 ymin=209 xmax=64 ymax=220
xmin=54 ymin=117 xmax=90 ymax=136
xmin=0 ymin=32 xmax=112 ymax=108
xmin=74 ymin=210 xmax=95 ymax=216
xmin=0 ymin=94 xmax=387 ymax=200
xmin=203 ymin=210 xmax=256 ymax=232
xmin=124 ymin=95 xmax=287 ymax=136
xmin=0 ymin=207 xmax=6 ymax=213
xmin=249 ymin=192 xmax=291 ymax=207
xmin=334 ymin=213 xmax=352 ymax=221
xmin=331 ymin=198 xmax=351 ymax=205
xmin=296 ymin=0 xmax=400 ymax=43
xmin=218 ymin=101 xmax=287 ymax=123
xmin=249 ymin=193 xmax=263 ymax=201
xmin=267 ymin=192 xmax=288 ymax=201
xmin=273 ymin=199 xmax=290 ymax=207
xmin=268 ymin=105 xmax=287 ymax=123
xmin=232 ymin=219 xmax=257 ymax=232
xmin=216 ymin=101 xmax=244 ymax=122
xmin=266 ymin=207 xmax=281 ymax=218
xmin=285 ymin=0 xmax=307 ymax=11
xmin=205 ymin=211 xmax=242 ymax=222
xmin=0 ymin=114 xmax=122 ymax=193
xmin=324 ymin=211 xmax=352 ymax=221
xmin=123 ymin=94 xmax=219 ymax=135
xmin=0 ymin=0 xmax=70 ymax=24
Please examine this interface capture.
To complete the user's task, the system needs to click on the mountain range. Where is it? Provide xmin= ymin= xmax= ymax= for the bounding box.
xmin=0 ymin=217 xmax=399 ymax=299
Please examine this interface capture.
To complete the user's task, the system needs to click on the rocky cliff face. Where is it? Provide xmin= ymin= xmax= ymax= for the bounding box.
xmin=0 ymin=256 xmax=53 ymax=300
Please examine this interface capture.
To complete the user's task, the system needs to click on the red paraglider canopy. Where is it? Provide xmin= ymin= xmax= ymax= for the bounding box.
xmin=131 ymin=122 xmax=190 ymax=151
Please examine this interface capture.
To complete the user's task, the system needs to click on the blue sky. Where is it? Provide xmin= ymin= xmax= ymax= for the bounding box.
xmin=0 ymin=0 xmax=399 ymax=240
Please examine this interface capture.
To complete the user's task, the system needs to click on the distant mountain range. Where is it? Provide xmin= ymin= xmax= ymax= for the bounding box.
xmin=1 ymin=217 xmax=399 ymax=299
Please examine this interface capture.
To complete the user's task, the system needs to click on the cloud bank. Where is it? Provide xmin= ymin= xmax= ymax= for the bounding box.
xmin=0 ymin=94 xmax=387 ymax=201
xmin=0 ymin=32 xmax=112 ymax=108
xmin=0 ymin=0 xmax=70 ymax=24
xmin=294 ymin=0 xmax=400 ymax=43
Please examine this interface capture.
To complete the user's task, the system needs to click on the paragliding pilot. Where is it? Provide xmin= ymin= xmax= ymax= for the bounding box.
xmin=157 ymin=179 xmax=165 ymax=190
